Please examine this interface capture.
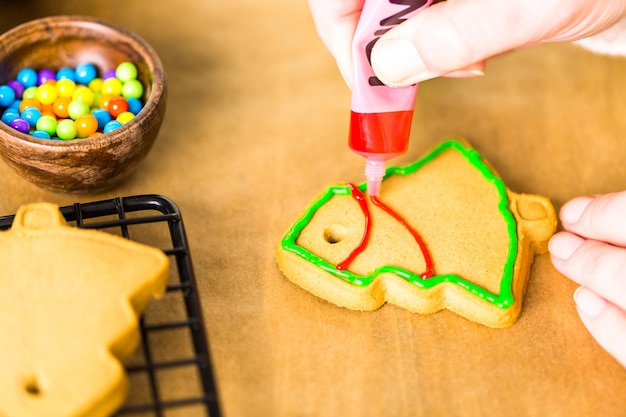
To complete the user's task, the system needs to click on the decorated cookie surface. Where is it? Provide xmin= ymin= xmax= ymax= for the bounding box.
xmin=276 ymin=139 xmax=557 ymax=328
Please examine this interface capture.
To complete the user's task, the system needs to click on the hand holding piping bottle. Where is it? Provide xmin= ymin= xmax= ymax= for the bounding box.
xmin=308 ymin=0 xmax=626 ymax=87
xmin=308 ymin=0 xmax=626 ymax=367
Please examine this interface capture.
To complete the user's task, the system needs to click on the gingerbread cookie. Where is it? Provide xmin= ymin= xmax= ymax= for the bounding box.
xmin=0 ymin=203 xmax=169 ymax=417
xmin=276 ymin=139 xmax=556 ymax=328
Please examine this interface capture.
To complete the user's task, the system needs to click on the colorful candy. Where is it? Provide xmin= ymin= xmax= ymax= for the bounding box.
xmin=21 ymin=107 xmax=41 ymax=128
xmin=104 ymin=120 xmax=122 ymax=133
xmin=74 ymin=63 xmax=97 ymax=85
xmin=56 ymin=78 xmax=76 ymax=98
xmin=31 ymin=130 xmax=51 ymax=139
xmin=35 ymin=115 xmax=57 ymax=136
xmin=9 ymin=118 xmax=30 ymax=134
xmin=16 ymin=68 xmax=38 ymax=88
xmin=7 ymin=80 xmax=24 ymax=99
xmin=56 ymin=119 xmax=77 ymax=140
xmin=0 ymin=62 xmax=145 ymax=140
xmin=0 ymin=85 xmax=15 ymax=107
xmin=52 ymin=97 xmax=71 ymax=119
xmin=37 ymin=69 xmax=56 ymax=85
xmin=1 ymin=108 xmax=19 ymax=124
xmin=35 ymin=83 xmax=58 ymax=105
xmin=75 ymin=114 xmax=98 ymax=138
xmin=116 ymin=111 xmax=135 ymax=125
xmin=56 ymin=67 xmax=76 ymax=82
xmin=115 ymin=62 xmax=137 ymax=82
xmin=121 ymin=79 xmax=143 ymax=99
xmin=91 ymin=108 xmax=112 ymax=130
xmin=107 ymin=96 xmax=128 ymax=117
xmin=67 ymin=100 xmax=89 ymax=120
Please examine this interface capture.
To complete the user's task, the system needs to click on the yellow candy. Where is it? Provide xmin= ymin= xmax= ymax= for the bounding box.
xmin=56 ymin=79 xmax=76 ymax=98
xmin=101 ymin=78 xmax=122 ymax=96
xmin=88 ymin=78 xmax=103 ymax=93
xmin=72 ymin=86 xmax=95 ymax=107
xmin=35 ymin=83 xmax=58 ymax=105
xmin=116 ymin=111 xmax=134 ymax=125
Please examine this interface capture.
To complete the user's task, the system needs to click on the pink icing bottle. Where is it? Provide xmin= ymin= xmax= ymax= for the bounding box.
xmin=349 ymin=0 xmax=432 ymax=196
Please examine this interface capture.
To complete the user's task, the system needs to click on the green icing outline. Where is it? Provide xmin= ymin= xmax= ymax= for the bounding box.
xmin=280 ymin=139 xmax=518 ymax=309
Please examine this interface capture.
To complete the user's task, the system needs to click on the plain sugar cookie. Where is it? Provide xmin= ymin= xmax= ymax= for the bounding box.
xmin=0 ymin=202 xmax=169 ymax=417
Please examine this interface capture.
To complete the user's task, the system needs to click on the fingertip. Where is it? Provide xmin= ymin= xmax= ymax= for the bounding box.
xmin=574 ymin=286 xmax=607 ymax=318
xmin=371 ymin=37 xmax=436 ymax=87
xmin=575 ymin=293 xmax=626 ymax=368
xmin=559 ymin=192 xmax=626 ymax=245
xmin=547 ymin=231 xmax=584 ymax=262
xmin=560 ymin=196 xmax=593 ymax=226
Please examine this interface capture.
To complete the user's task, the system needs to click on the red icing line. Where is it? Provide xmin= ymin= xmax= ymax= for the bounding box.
xmin=370 ymin=196 xmax=434 ymax=279
xmin=337 ymin=183 xmax=435 ymax=279
xmin=336 ymin=183 xmax=371 ymax=271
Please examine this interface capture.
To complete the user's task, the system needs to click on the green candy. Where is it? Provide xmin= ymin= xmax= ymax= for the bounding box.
xmin=35 ymin=115 xmax=57 ymax=136
xmin=56 ymin=119 xmax=77 ymax=140
xmin=115 ymin=62 xmax=138 ymax=82
xmin=121 ymin=79 xmax=143 ymax=99
xmin=67 ymin=100 xmax=89 ymax=120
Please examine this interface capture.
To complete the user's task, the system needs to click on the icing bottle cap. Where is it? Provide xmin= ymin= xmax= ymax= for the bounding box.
xmin=365 ymin=157 xmax=386 ymax=196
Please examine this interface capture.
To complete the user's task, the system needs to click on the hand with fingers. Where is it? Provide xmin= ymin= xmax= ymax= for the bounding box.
xmin=308 ymin=0 xmax=626 ymax=366
xmin=549 ymin=193 xmax=626 ymax=368
xmin=307 ymin=0 xmax=626 ymax=88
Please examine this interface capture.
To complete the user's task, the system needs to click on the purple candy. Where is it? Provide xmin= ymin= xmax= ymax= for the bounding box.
xmin=37 ymin=68 xmax=56 ymax=85
xmin=9 ymin=118 xmax=30 ymax=134
xmin=7 ymin=80 xmax=24 ymax=99
xmin=102 ymin=69 xmax=117 ymax=80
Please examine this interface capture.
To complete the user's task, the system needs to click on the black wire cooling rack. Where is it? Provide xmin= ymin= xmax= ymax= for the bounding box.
xmin=0 ymin=194 xmax=221 ymax=417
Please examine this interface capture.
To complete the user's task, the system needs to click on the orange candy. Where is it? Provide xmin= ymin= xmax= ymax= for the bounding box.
xmin=52 ymin=97 xmax=71 ymax=119
xmin=19 ymin=98 xmax=42 ymax=113
xmin=75 ymin=114 xmax=98 ymax=138
xmin=97 ymin=94 xmax=115 ymax=110
xmin=40 ymin=103 xmax=54 ymax=115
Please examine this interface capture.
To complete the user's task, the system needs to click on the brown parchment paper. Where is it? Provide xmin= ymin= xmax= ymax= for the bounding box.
xmin=1 ymin=1 xmax=626 ymax=416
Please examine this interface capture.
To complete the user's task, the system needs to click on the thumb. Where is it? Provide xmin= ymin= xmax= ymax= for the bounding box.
xmin=370 ymin=0 xmax=620 ymax=87
xmin=574 ymin=286 xmax=626 ymax=368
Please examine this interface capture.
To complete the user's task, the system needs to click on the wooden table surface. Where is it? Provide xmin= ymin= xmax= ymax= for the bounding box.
xmin=2 ymin=1 xmax=626 ymax=416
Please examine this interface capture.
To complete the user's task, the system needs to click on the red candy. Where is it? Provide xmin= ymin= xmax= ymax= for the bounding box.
xmin=107 ymin=96 xmax=128 ymax=118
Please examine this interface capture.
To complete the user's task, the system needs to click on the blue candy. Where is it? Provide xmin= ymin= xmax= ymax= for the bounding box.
xmin=21 ymin=106 xmax=42 ymax=128
xmin=56 ymin=67 xmax=76 ymax=81
xmin=75 ymin=63 xmax=97 ymax=84
xmin=1 ymin=108 xmax=20 ymax=124
xmin=92 ymin=108 xmax=112 ymax=130
xmin=16 ymin=68 xmax=38 ymax=88
xmin=31 ymin=130 xmax=51 ymax=139
xmin=103 ymin=120 xmax=122 ymax=133
xmin=126 ymin=97 xmax=143 ymax=115
xmin=0 ymin=85 xmax=15 ymax=107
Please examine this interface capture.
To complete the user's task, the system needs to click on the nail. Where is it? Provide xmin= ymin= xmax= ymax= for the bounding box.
xmin=372 ymin=38 xmax=435 ymax=86
xmin=548 ymin=232 xmax=584 ymax=261
xmin=574 ymin=286 xmax=607 ymax=318
xmin=560 ymin=197 xmax=592 ymax=225
xmin=444 ymin=68 xmax=485 ymax=78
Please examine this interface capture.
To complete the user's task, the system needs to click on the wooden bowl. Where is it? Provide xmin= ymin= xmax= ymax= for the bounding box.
xmin=0 ymin=15 xmax=167 ymax=193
